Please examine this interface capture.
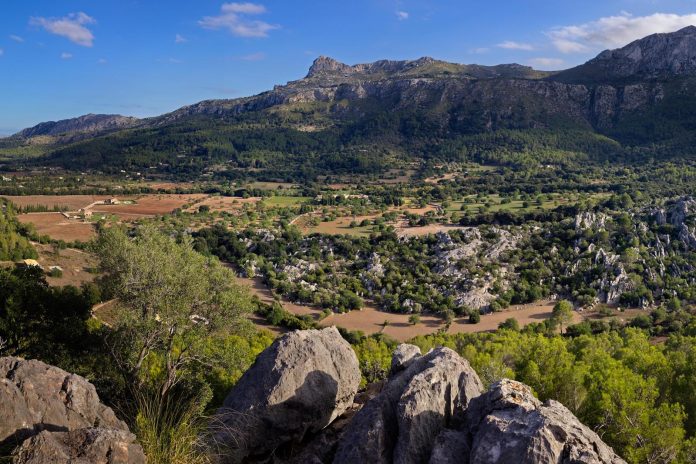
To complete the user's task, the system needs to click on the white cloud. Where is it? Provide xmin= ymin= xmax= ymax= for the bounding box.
xmin=30 ymin=12 xmax=96 ymax=47
xmin=9 ymin=34 xmax=24 ymax=42
xmin=97 ymin=58 xmax=107 ymax=64
xmin=199 ymin=3 xmax=278 ymax=38
xmin=528 ymin=57 xmax=564 ymax=69
xmin=0 ymin=49 xmax=4 ymax=56
xmin=470 ymin=47 xmax=490 ymax=54
xmin=61 ymin=52 xmax=73 ymax=59
xmin=240 ymin=51 xmax=266 ymax=61
xmin=396 ymin=11 xmax=409 ymax=21
xmin=548 ymin=12 xmax=696 ymax=54
xmin=175 ymin=34 xmax=188 ymax=43
xmin=497 ymin=40 xmax=534 ymax=51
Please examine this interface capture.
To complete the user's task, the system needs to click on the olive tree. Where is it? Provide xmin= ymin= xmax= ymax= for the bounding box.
xmin=94 ymin=226 xmax=252 ymax=399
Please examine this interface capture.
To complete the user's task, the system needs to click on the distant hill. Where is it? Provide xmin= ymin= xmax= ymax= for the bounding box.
xmin=5 ymin=26 xmax=696 ymax=179
xmin=8 ymin=114 xmax=140 ymax=144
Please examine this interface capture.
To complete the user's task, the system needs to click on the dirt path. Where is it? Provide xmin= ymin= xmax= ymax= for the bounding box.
xmin=234 ymin=275 xmax=577 ymax=341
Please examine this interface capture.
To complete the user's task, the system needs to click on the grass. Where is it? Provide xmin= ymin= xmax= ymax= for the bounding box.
xmin=263 ymin=196 xmax=311 ymax=207
xmin=447 ymin=192 xmax=610 ymax=217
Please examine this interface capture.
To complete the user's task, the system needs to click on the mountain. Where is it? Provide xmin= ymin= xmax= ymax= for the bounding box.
xmin=5 ymin=27 xmax=696 ymax=179
xmin=553 ymin=26 xmax=696 ymax=84
xmin=9 ymin=113 xmax=140 ymax=143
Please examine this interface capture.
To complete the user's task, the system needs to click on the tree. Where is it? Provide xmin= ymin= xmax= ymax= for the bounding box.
xmin=408 ymin=314 xmax=421 ymax=326
xmin=93 ymin=226 xmax=252 ymax=399
xmin=552 ymin=300 xmax=574 ymax=334
xmin=469 ymin=309 xmax=481 ymax=324
xmin=499 ymin=317 xmax=520 ymax=331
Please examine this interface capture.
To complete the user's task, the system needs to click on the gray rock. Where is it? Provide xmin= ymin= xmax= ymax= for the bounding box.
xmin=428 ymin=429 xmax=470 ymax=464
xmin=333 ymin=347 xmax=483 ymax=464
xmin=390 ymin=344 xmax=421 ymax=375
xmin=214 ymin=327 xmax=360 ymax=462
xmin=0 ymin=357 xmax=127 ymax=448
xmin=466 ymin=379 xmax=625 ymax=464
xmin=12 ymin=427 xmax=145 ymax=464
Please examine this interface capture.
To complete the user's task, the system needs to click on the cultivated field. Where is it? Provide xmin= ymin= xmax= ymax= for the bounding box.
xmin=3 ymin=195 xmax=116 ymax=210
xmin=16 ymin=213 xmax=96 ymax=242
xmin=33 ymin=242 xmax=98 ymax=287
xmin=91 ymin=194 xmax=207 ymax=218
xmin=183 ymin=196 xmax=261 ymax=213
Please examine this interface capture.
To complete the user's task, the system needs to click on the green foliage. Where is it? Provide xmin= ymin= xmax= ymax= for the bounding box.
xmin=93 ymin=225 xmax=253 ymax=398
xmin=404 ymin=328 xmax=693 ymax=463
xmin=0 ymin=201 xmax=37 ymax=261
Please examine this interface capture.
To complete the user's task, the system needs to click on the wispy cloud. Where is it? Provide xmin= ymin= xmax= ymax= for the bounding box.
xmin=240 ymin=51 xmax=266 ymax=61
xmin=548 ymin=12 xmax=696 ymax=54
xmin=0 ymin=49 xmax=4 ymax=57
xmin=30 ymin=12 xmax=96 ymax=47
xmin=61 ymin=52 xmax=73 ymax=59
xmin=497 ymin=40 xmax=534 ymax=51
xmin=9 ymin=34 xmax=24 ymax=43
xmin=396 ymin=11 xmax=409 ymax=21
xmin=528 ymin=57 xmax=564 ymax=69
xmin=470 ymin=47 xmax=490 ymax=54
xmin=97 ymin=58 xmax=108 ymax=64
xmin=199 ymin=3 xmax=278 ymax=38
xmin=175 ymin=34 xmax=188 ymax=44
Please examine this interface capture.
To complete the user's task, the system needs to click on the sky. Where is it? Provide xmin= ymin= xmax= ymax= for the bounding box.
xmin=2 ymin=1 xmax=696 ymax=134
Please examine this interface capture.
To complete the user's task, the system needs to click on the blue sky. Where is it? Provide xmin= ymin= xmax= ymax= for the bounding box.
xmin=2 ymin=1 xmax=696 ymax=134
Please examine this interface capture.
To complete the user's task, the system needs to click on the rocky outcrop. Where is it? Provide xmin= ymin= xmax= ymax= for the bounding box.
xmin=0 ymin=357 xmax=127 ymax=446
xmin=333 ymin=346 xmax=483 ymax=464
xmin=12 ymin=428 xmax=145 ymax=464
xmin=463 ymin=379 xmax=625 ymax=464
xmin=10 ymin=114 xmax=139 ymax=143
xmin=0 ymin=357 xmax=143 ymax=463
xmin=213 ymin=327 xmax=361 ymax=463
xmin=213 ymin=334 xmax=625 ymax=464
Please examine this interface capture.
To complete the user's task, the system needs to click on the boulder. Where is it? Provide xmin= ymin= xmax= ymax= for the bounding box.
xmin=390 ymin=344 xmax=421 ymax=375
xmin=464 ymin=379 xmax=626 ymax=464
xmin=333 ymin=347 xmax=483 ymax=464
xmin=12 ymin=428 xmax=145 ymax=464
xmin=0 ymin=357 xmax=126 ymax=448
xmin=213 ymin=327 xmax=361 ymax=462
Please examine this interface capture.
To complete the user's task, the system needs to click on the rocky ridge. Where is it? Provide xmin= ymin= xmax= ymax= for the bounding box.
xmin=0 ymin=356 xmax=144 ymax=463
xmin=211 ymin=329 xmax=625 ymax=463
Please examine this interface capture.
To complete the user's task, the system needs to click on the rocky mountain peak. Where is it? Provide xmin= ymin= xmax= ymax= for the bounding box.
xmin=554 ymin=25 xmax=696 ymax=83
xmin=307 ymin=56 xmax=352 ymax=77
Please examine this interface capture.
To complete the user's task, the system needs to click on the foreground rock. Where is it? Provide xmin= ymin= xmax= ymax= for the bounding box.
xmin=0 ymin=357 xmax=144 ymax=463
xmin=213 ymin=333 xmax=625 ymax=464
xmin=213 ymin=327 xmax=361 ymax=463
xmin=13 ymin=428 xmax=145 ymax=464
xmin=437 ymin=379 xmax=626 ymax=464
xmin=334 ymin=345 xmax=484 ymax=464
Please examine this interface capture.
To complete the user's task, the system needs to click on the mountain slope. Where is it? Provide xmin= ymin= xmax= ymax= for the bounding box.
xmin=8 ymin=114 xmax=140 ymax=144
xmin=6 ymin=27 xmax=696 ymax=178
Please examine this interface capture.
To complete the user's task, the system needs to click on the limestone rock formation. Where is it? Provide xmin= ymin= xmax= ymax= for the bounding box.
xmin=212 ymin=336 xmax=626 ymax=464
xmin=333 ymin=347 xmax=483 ymax=464
xmin=0 ymin=357 xmax=143 ymax=464
xmin=213 ymin=327 xmax=361 ymax=462
xmin=464 ymin=379 xmax=626 ymax=464
xmin=12 ymin=428 xmax=145 ymax=464
xmin=0 ymin=357 xmax=127 ymax=446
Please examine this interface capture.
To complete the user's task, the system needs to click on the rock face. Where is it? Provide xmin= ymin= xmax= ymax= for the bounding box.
xmin=214 ymin=335 xmax=626 ymax=464
xmin=213 ymin=327 xmax=361 ymax=462
xmin=333 ymin=346 xmax=484 ymax=464
xmin=555 ymin=26 xmax=696 ymax=83
xmin=463 ymin=380 xmax=625 ymax=464
xmin=12 ymin=428 xmax=145 ymax=464
xmin=11 ymin=114 xmax=139 ymax=142
xmin=0 ymin=357 xmax=144 ymax=463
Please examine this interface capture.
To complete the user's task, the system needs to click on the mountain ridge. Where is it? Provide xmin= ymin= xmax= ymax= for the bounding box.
xmin=5 ymin=26 xmax=696 ymax=177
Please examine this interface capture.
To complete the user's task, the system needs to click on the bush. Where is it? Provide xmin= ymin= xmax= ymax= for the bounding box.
xmin=469 ymin=310 xmax=481 ymax=324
